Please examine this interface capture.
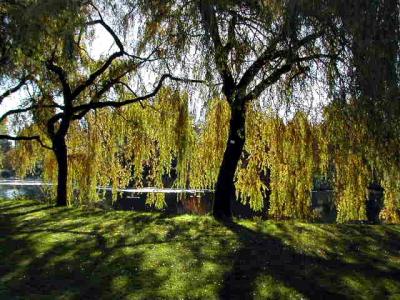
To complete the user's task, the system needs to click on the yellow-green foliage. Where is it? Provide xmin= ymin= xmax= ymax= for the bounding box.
xmin=322 ymin=101 xmax=400 ymax=223
xmin=191 ymin=103 xmax=319 ymax=220
xmin=11 ymin=87 xmax=194 ymax=208
xmin=10 ymin=91 xmax=400 ymax=223
xmin=333 ymin=152 xmax=369 ymax=222
xmin=235 ymin=106 xmax=271 ymax=212
xmin=379 ymin=168 xmax=400 ymax=223
xmin=11 ymin=124 xmax=52 ymax=178
xmin=373 ymin=142 xmax=400 ymax=223
xmin=321 ymin=105 xmax=371 ymax=222
xmin=266 ymin=111 xmax=319 ymax=220
xmin=237 ymin=108 xmax=319 ymax=219
xmin=189 ymin=98 xmax=230 ymax=189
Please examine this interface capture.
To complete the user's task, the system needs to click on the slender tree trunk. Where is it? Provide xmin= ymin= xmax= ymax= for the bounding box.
xmin=213 ymin=101 xmax=246 ymax=220
xmin=53 ymin=135 xmax=68 ymax=206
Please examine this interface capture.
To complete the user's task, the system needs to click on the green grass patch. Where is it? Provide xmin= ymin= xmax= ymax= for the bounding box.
xmin=1 ymin=198 xmax=399 ymax=299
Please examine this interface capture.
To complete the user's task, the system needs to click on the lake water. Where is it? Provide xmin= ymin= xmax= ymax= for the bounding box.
xmin=0 ymin=180 xmax=48 ymax=200
xmin=0 ymin=179 xmax=264 ymax=217
xmin=0 ymin=179 xmax=216 ymax=215
xmin=0 ymin=179 xmax=382 ymax=222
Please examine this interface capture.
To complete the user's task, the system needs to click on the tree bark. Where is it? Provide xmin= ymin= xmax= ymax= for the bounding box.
xmin=53 ymin=135 xmax=68 ymax=207
xmin=213 ymin=101 xmax=246 ymax=220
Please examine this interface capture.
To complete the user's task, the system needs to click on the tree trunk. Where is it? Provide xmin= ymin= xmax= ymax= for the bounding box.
xmin=213 ymin=102 xmax=246 ymax=220
xmin=53 ymin=135 xmax=68 ymax=206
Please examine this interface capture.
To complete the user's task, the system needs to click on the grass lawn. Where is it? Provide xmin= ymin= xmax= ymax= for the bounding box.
xmin=0 ymin=198 xmax=399 ymax=299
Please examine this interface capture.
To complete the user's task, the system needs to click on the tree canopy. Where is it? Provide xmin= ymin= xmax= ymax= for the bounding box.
xmin=0 ymin=0 xmax=399 ymax=223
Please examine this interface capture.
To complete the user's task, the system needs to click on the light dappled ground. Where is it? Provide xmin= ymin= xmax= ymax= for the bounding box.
xmin=0 ymin=198 xmax=399 ymax=299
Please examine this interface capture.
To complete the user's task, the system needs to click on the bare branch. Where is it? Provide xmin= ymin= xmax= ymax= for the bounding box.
xmin=245 ymin=50 xmax=336 ymax=101
xmin=73 ymin=5 xmax=160 ymax=102
xmin=294 ymin=53 xmax=341 ymax=63
xmin=93 ymin=63 xmax=137 ymax=100
xmin=71 ymin=51 xmax=123 ymax=100
xmin=0 ymin=76 xmax=30 ymax=105
xmin=72 ymin=74 xmax=203 ymax=120
xmin=237 ymin=38 xmax=282 ymax=91
xmin=115 ymin=81 xmax=138 ymax=97
xmin=87 ymin=5 xmax=154 ymax=62
xmin=0 ymin=104 xmax=62 ymax=124
xmin=237 ymin=31 xmax=322 ymax=91
xmin=46 ymin=61 xmax=72 ymax=100
xmin=198 ymin=1 xmax=235 ymax=98
xmin=224 ymin=13 xmax=237 ymax=53
xmin=245 ymin=63 xmax=292 ymax=101
xmin=87 ymin=19 xmax=125 ymax=53
xmin=0 ymin=134 xmax=52 ymax=150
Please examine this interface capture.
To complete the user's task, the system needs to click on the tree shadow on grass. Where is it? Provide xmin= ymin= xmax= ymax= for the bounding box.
xmin=0 ymin=202 xmax=168 ymax=299
xmin=1 ymin=200 xmax=400 ymax=299
xmin=0 ymin=200 xmax=42 ymax=213
xmin=218 ymin=220 xmax=400 ymax=299
xmin=1 ymin=201 xmax=230 ymax=299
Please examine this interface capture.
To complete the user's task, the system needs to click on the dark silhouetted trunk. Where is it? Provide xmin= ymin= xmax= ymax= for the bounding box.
xmin=213 ymin=101 xmax=246 ymax=220
xmin=53 ymin=135 xmax=68 ymax=207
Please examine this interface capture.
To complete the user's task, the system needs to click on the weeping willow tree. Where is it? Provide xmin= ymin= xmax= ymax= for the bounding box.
xmin=190 ymin=96 xmax=400 ymax=223
xmin=0 ymin=0 xmax=203 ymax=206
xmin=11 ymin=87 xmax=194 ymax=207
xmin=10 ymin=87 xmax=400 ymax=223
xmin=134 ymin=0 xmax=349 ymax=220
xmin=190 ymin=100 xmax=323 ymax=220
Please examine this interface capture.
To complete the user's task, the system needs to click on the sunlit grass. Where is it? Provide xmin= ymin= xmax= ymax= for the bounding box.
xmin=1 ymin=198 xmax=399 ymax=299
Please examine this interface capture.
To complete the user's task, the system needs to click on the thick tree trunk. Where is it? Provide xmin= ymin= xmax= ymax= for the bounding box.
xmin=53 ymin=135 xmax=68 ymax=207
xmin=213 ymin=102 xmax=246 ymax=220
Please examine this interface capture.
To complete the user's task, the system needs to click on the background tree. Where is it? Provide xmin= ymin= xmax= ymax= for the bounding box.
xmin=315 ymin=0 xmax=400 ymax=222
